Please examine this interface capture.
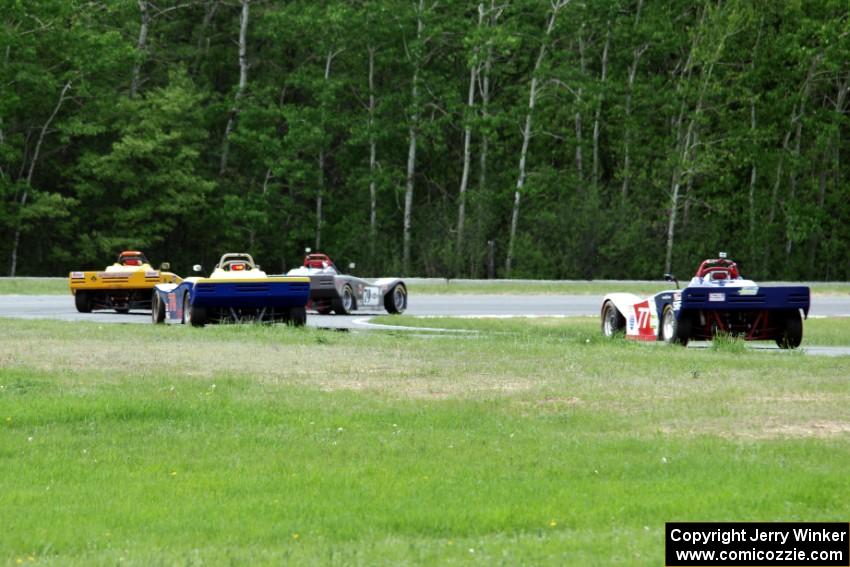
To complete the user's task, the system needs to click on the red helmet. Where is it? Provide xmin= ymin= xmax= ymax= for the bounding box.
xmin=695 ymin=257 xmax=740 ymax=279
xmin=304 ymin=253 xmax=332 ymax=269
xmin=118 ymin=250 xmax=148 ymax=266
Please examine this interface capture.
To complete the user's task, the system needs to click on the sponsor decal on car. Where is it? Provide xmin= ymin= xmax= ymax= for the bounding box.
xmin=361 ymin=286 xmax=381 ymax=307
xmin=631 ymin=299 xmax=657 ymax=340
xmin=708 ymin=292 xmax=725 ymax=302
xmin=635 ymin=304 xmax=651 ymax=329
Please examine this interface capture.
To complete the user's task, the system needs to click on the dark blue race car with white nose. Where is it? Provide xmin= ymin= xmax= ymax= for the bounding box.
xmin=600 ymin=253 xmax=810 ymax=348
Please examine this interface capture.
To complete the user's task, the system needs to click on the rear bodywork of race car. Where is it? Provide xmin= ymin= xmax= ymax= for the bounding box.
xmin=600 ymin=254 xmax=810 ymax=348
xmin=152 ymin=253 xmax=310 ymax=327
xmin=68 ymin=250 xmax=181 ymax=313
xmin=285 ymin=253 xmax=407 ymax=315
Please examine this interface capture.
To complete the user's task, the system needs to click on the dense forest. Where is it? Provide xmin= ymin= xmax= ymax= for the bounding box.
xmin=1 ymin=0 xmax=848 ymax=279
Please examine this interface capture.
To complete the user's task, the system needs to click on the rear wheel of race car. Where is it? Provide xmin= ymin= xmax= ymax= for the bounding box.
xmin=74 ymin=291 xmax=92 ymax=313
xmin=151 ymin=292 xmax=165 ymax=324
xmin=333 ymin=285 xmax=355 ymax=315
xmin=776 ymin=310 xmax=803 ymax=349
xmin=384 ymin=284 xmax=407 ymax=314
xmin=661 ymin=305 xmax=689 ymax=346
xmin=183 ymin=293 xmax=207 ymax=327
xmin=288 ymin=306 xmax=307 ymax=327
xmin=315 ymin=302 xmax=333 ymax=315
xmin=181 ymin=293 xmax=189 ymax=324
xmin=600 ymin=301 xmax=625 ymax=338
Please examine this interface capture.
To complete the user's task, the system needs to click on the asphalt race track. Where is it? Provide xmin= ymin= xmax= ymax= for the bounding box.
xmin=2 ymin=293 xmax=850 ymax=321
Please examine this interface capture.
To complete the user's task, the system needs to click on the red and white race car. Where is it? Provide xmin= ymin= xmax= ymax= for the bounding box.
xmin=600 ymin=254 xmax=811 ymax=348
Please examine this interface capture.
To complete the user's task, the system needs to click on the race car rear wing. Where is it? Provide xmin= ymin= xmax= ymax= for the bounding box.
xmin=69 ymin=270 xmax=180 ymax=291
xmin=189 ymin=278 xmax=311 ymax=309
xmin=680 ymin=286 xmax=810 ymax=317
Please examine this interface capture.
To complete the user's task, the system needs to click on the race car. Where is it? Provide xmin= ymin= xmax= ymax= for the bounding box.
xmin=68 ymin=250 xmax=181 ymax=313
xmin=285 ymin=252 xmax=407 ymax=315
xmin=151 ymin=253 xmax=310 ymax=327
xmin=600 ymin=253 xmax=810 ymax=348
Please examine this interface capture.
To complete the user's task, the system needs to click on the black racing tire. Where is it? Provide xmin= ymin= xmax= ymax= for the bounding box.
xmin=661 ymin=304 xmax=689 ymax=346
xmin=776 ymin=310 xmax=803 ymax=349
xmin=384 ymin=284 xmax=407 ymax=314
xmin=678 ymin=313 xmax=693 ymax=344
xmin=181 ymin=293 xmax=189 ymax=324
xmin=288 ymin=306 xmax=307 ymax=327
xmin=151 ymin=292 xmax=165 ymax=324
xmin=74 ymin=291 xmax=92 ymax=313
xmin=185 ymin=295 xmax=207 ymax=327
xmin=182 ymin=293 xmax=206 ymax=327
xmin=333 ymin=285 xmax=355 ymax=315
xmin=191 ymin=306 xmax=207 ymax=327
xmin=315 ymin=302 xmax=333 ymax=315
xmin=600 ymin=301 xmax=625 ymax=338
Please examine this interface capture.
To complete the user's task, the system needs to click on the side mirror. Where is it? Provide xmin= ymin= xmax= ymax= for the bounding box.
xmin=160 ymin=262 xmax=171 ymax=271
xmin=192 ymin=264 xmax=203 ymax=273
xmin=664 ymin=273 xmax=679 ymax=289
xmin=256 ymin=264 xmax=261 ymax=270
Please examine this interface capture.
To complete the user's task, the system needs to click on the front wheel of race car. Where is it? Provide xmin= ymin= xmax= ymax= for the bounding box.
xmin=384 ymin=284 xmax=407 ymax=314
xmin=333 ymin=285 xmax=355 ymax=315
xmin=776 ymin=310 xmax=803 ymax=349
xmin=600 ymin=301 xmax=625 ymax=338
xmin=661 ymin=305 xmax=689 ymax=346
xmin=74 ymin=291 xmax=92 ymax=313
xmin=151 ymin=292 xmax=165 ymax=324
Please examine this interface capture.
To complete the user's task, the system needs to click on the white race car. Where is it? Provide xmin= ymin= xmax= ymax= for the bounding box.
xmin=286 ymin=252 xmax=407 ymax=315
xmin=601 ymin=253 xmax=810 ymax=348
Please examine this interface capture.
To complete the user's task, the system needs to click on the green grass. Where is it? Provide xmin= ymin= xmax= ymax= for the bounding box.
xmin=0 ymin=278 xmax=68 ymax=295
xmin=407 ymin=281 xmax=672 ymax=296
xmin=2 ymin=318 xmax=850 ymax=565
xmin=407 ymin=280 xmax=850 ymax=296
xmin=372 ymin=314 xmax=850 ymax=347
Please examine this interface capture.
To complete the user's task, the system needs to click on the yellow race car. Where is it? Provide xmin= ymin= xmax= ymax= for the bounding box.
xmin=69 ymin=250 xmax=182 ymax=313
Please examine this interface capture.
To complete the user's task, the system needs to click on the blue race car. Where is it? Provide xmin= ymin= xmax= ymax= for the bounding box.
xmin=152 ymin=253 xmax=310 ymax=327
xmin=600 ymin=253 xmax=810 ymax=348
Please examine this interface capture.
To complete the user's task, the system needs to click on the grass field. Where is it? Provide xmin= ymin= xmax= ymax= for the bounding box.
xmin=2 ymin=316 xmax=849 ymax=565
xmin=372 ymin=315 xmax=850 ymax=347
xmin=0 ymin=278 xmax=68 ymax=295
xmin=1 ymin=277 xmax=849 ymax=296
xmin=406 ymin=280 xmax=850 ymax=296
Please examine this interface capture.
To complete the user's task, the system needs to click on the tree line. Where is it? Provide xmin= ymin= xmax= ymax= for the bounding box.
xmin=1 ymin=0 xmax=848 ymax=280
